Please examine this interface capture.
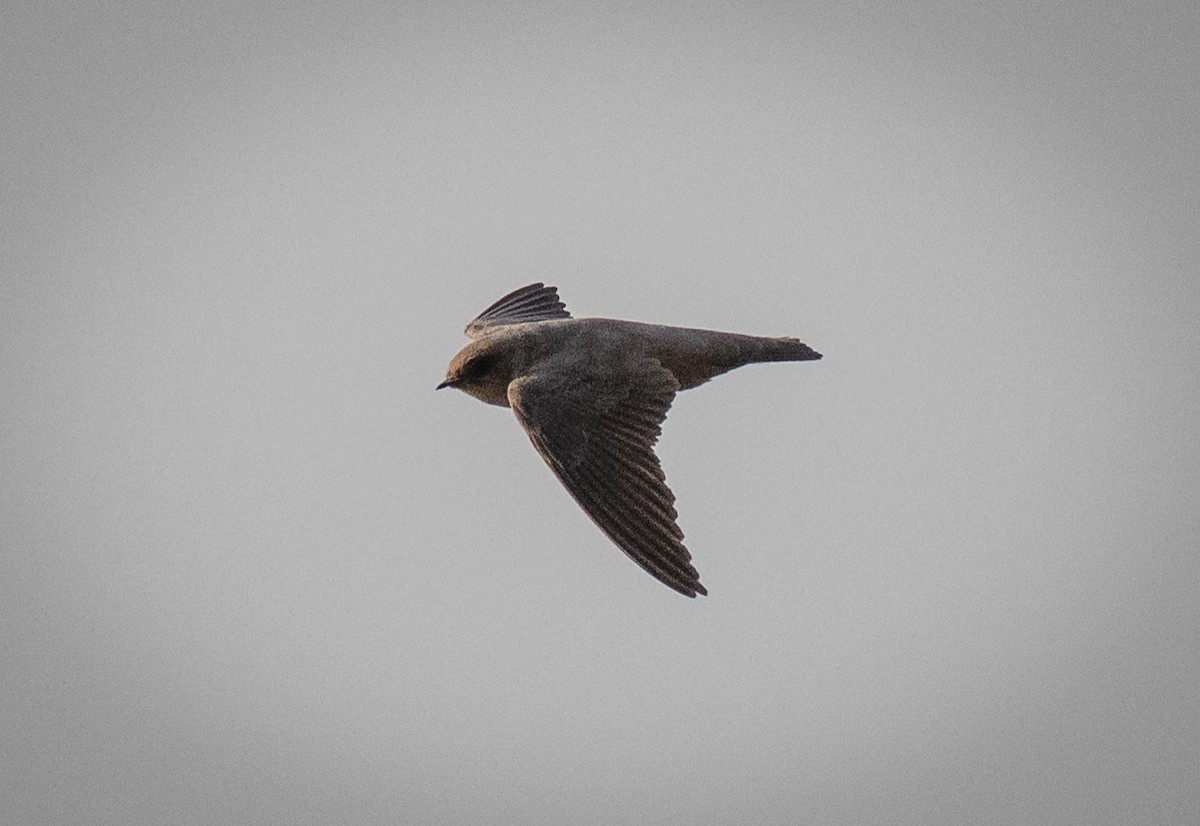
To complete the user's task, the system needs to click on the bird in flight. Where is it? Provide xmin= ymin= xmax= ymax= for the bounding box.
xmin=437 ymin=283 xmax=821 ymax=597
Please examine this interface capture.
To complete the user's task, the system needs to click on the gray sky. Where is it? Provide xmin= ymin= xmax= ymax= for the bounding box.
xmin=4 ymin=2 xmax=1198 ymax=824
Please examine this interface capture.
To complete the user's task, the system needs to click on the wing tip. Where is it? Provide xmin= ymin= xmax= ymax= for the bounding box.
xmin=668 ymin=575 xmax=707 ymax=598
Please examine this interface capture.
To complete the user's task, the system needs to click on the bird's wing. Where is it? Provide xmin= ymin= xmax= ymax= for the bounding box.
xmin=465 ymin=283 xmax=571 ymax=338
xmin=508 ymin=358 xmax=707 ymax=597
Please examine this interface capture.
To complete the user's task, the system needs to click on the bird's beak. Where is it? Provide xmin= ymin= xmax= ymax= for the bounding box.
xmin=436 ymin=376 xmax=458 ymax=390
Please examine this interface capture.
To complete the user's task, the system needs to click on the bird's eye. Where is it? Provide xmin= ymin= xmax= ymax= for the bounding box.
xmin=464 ymin=355 xmax=493 ymax=378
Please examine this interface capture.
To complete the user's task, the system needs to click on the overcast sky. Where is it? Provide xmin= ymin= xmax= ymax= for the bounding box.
xmin=3 ymin=2 xmax=1198 ymax=824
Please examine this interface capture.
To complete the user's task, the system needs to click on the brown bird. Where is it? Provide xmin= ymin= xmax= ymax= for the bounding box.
xmin=437 ymin=283 xmax=821 ymax=597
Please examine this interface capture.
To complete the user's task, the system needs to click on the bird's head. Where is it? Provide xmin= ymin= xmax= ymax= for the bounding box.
xmin=437 ymin=338 xmax=516 ymax=407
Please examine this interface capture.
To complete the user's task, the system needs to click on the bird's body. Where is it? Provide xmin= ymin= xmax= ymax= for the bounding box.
xmin=447 ymin=316 xmax=817 ymax=406
xmin=438 ymin=283 xmax=821 ymax=597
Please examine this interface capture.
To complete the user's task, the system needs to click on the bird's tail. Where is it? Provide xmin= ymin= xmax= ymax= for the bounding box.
xmin=652 ymin=327 xmax=822 ymax=390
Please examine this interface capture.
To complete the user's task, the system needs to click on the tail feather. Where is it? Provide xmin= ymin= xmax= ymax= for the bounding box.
xmin=649 ymin=327 xmax=822 ymax=390
xmin=756 ymin=336 xmax=822 ymax=363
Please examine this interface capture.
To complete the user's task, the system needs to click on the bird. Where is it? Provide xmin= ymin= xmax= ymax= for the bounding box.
xmin=437 ymin=283 xmax=821 ymax=597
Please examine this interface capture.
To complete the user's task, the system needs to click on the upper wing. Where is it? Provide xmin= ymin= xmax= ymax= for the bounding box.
xmin=465 ymin=283 xmax=571 ymax=338
xmin=508 ymin=359 xmax=707 ymax=597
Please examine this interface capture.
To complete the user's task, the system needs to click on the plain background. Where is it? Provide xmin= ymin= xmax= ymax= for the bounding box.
xmin=4 ymin=2 xmax=1198 ymax=824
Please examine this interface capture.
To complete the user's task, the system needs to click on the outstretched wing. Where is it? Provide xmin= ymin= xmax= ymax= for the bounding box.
xmin=508 ymin=359 xmax=706 ymax=597
xmin=465 ymin=283 xmax=571 ymax=338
